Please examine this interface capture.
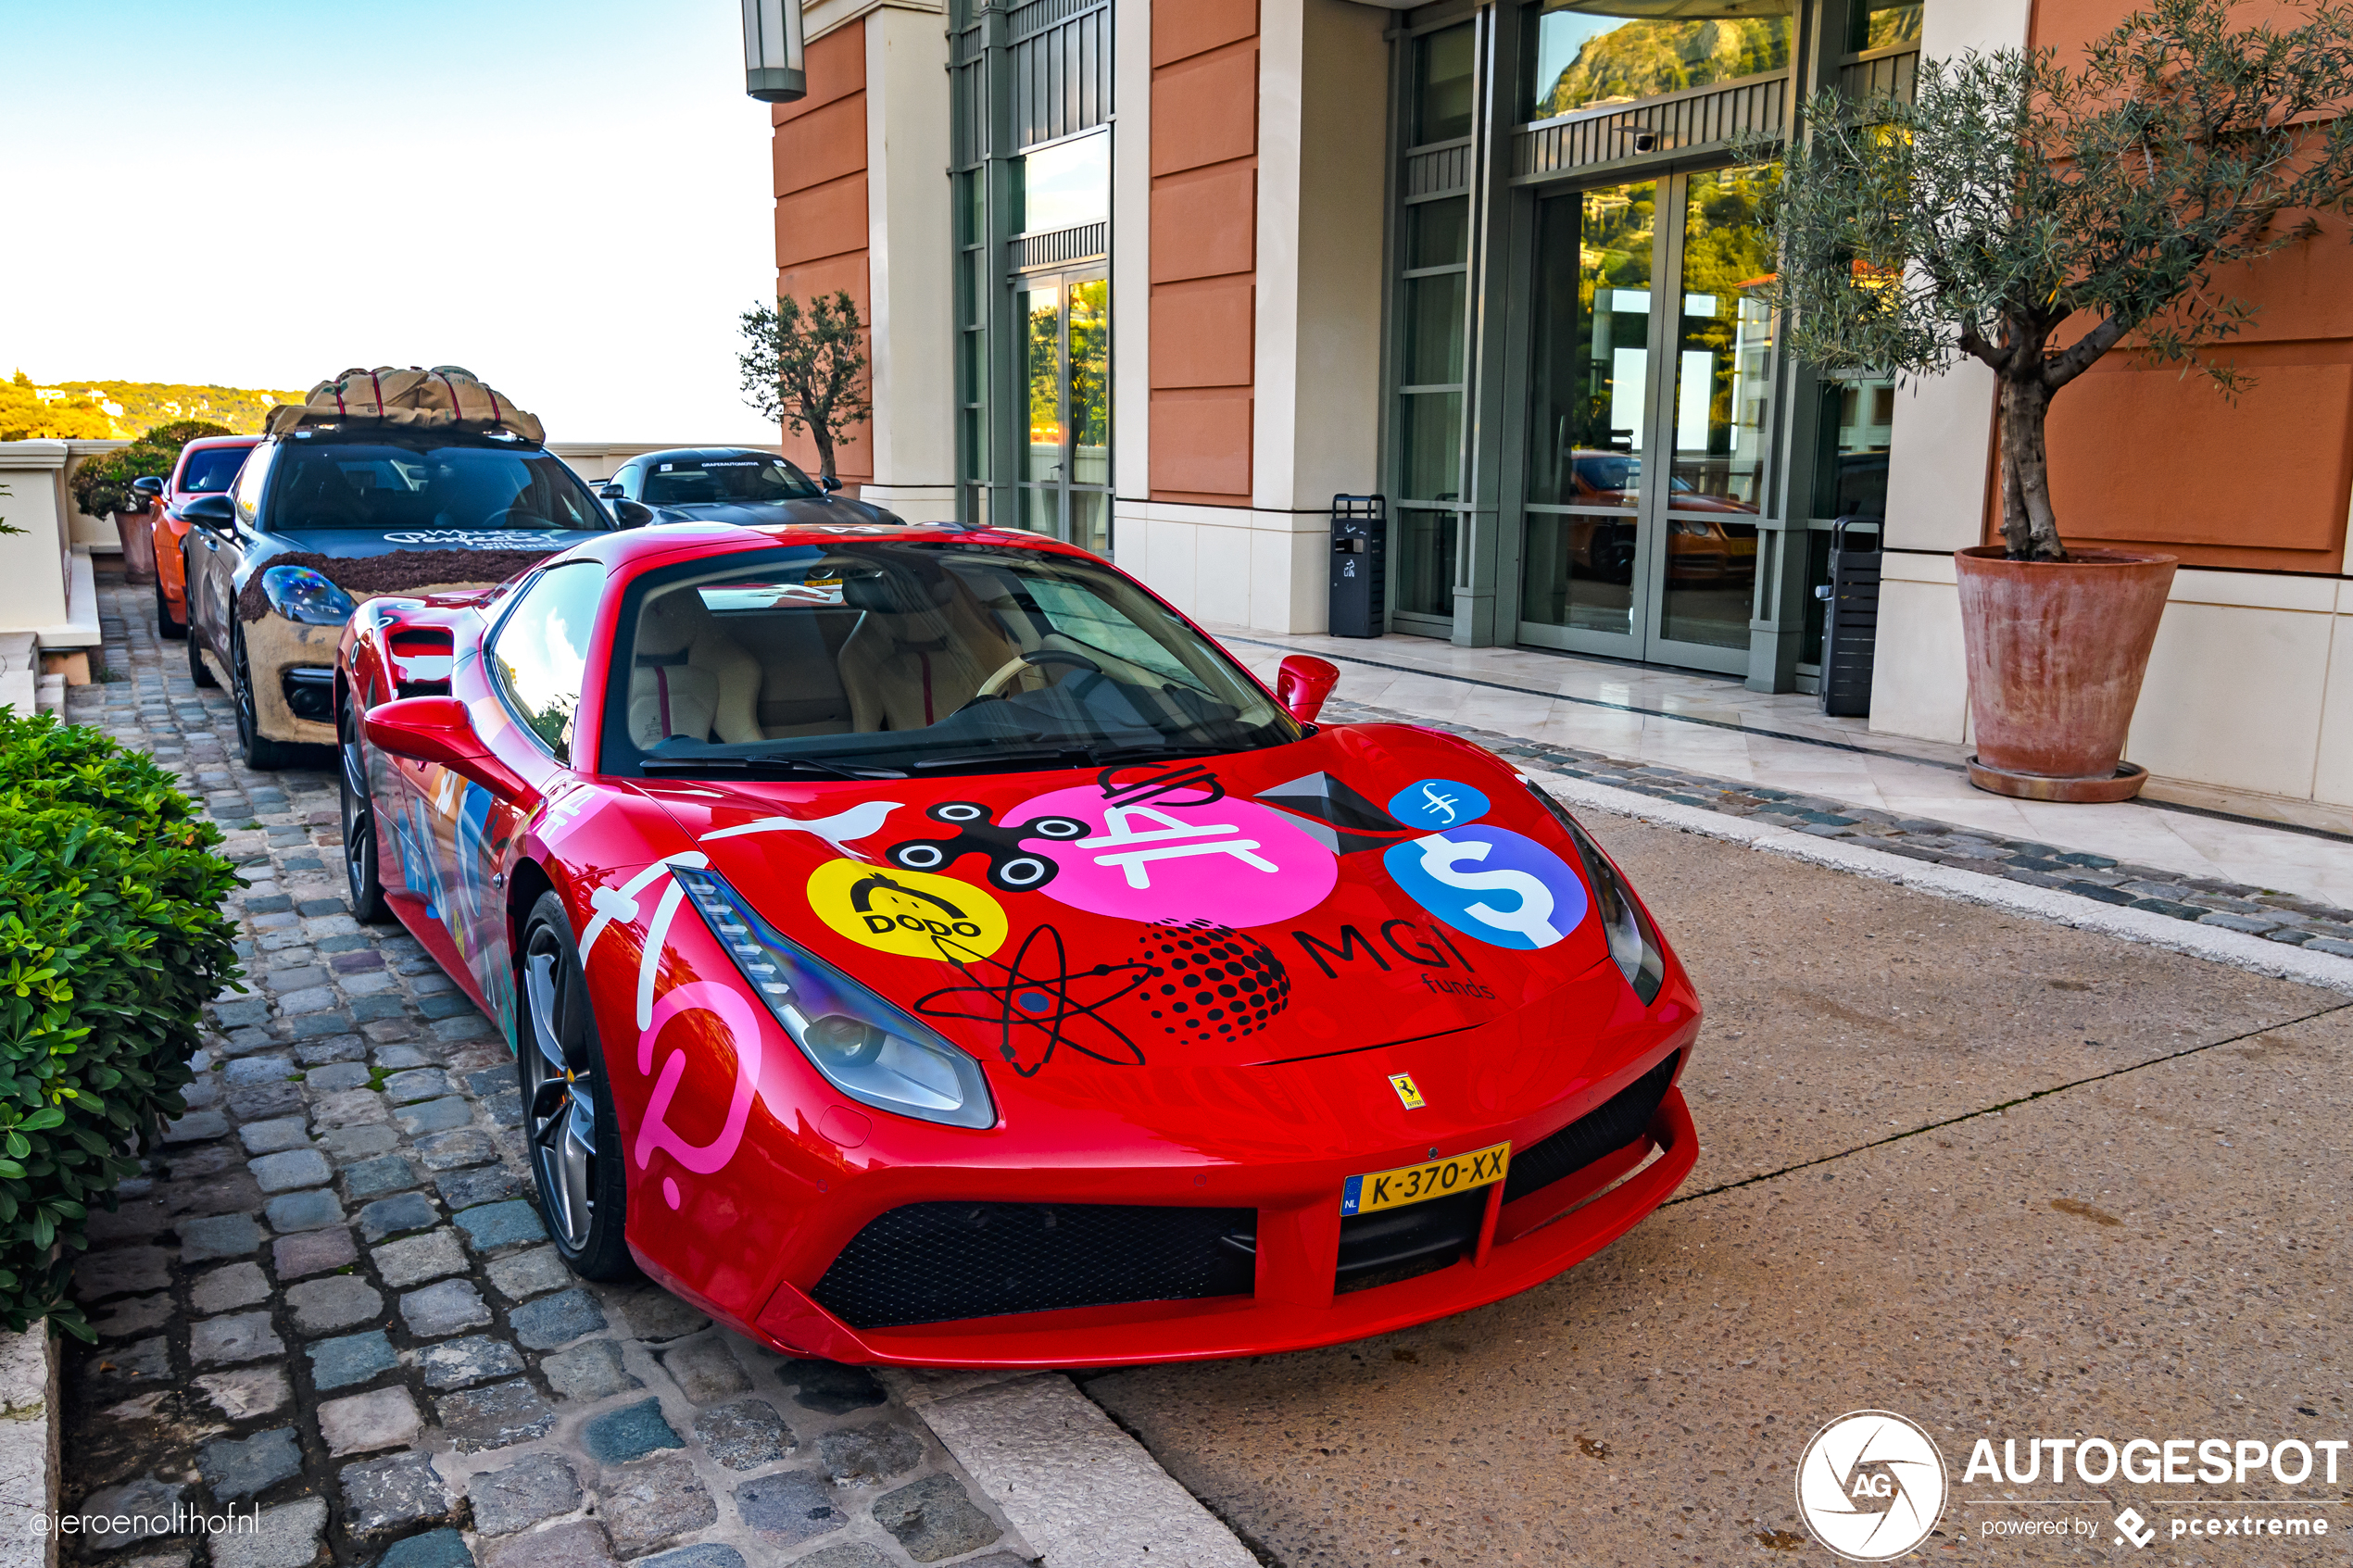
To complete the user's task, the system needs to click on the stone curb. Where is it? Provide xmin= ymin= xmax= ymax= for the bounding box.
xmin=881 ymin=1371 xmax=1255 ymax=1568
xmin=1533 ymin=768 xmax=2353 ymax=995
xmin=0 ymin=1324 xmax=58 ymax=1568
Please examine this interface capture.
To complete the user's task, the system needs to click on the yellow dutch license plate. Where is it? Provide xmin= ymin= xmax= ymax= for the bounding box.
xmin=1340 ymin=1141 xmax=1511 ymax=1217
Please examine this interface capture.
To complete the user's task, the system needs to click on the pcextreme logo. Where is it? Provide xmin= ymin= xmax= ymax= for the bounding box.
xmin=1796 ymin=1411 xmax=1949 ymax=1562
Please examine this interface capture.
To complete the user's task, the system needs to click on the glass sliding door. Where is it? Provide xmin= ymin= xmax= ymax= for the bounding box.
xmin=1012 ymin=270 xmax=1111 ymax=553
xmin=1655 ymin=165 xmax=1775 ymax=660
xmin=1517 ymin=163 xmax=1780 ymax=671
xmin=1521 ymin=180 xmax=1656 ymax=656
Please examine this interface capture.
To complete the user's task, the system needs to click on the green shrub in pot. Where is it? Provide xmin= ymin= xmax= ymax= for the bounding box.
xmin=0 ymin=712 xmax=241 ymax=1337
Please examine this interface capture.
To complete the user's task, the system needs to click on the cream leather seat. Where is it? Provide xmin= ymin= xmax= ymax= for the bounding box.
xmin=837 ymin=571 xmax=1000 ymax=732
xmin=627 ymin=588 xmax=763 ymax=747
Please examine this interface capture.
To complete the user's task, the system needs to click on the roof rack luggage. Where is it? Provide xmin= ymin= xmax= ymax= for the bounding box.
xmin=265 ymin=365 xmax=545 ymax=444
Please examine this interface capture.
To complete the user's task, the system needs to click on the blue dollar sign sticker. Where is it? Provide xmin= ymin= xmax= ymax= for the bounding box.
xmin=1387 ymin=778 xmax=1491 ymax=831
xmin=1382 ymin=826 xmax=1588 ymax=950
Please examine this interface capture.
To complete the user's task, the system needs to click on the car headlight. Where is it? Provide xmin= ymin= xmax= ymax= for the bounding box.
xmin=260 ymin=564 xmax=359 ymax=626
xmin=672 ymin=867 xmax=997 ymax=1130
xmin=1523 ymin=780 xmax=1667 ymax=1004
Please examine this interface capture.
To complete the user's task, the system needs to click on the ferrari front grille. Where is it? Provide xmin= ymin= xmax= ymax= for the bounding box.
xmin=1501 ymin=1050 xmax=1680 ymax=1206
xmin=812 ymin=1201 xmax=1258 ymax=1330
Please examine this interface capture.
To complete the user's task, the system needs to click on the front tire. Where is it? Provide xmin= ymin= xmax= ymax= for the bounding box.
xmin=519 ymin=892 xmax=636 ymax=1281
xmin=232 ymin=620 xmax=304 ymax=771
xmin=339 ymin=698 xmax=390 ymax=923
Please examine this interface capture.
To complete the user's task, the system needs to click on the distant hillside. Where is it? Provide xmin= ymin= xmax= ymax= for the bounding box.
xmin=1536 ymin=16 xmax=1789 ymax=117
xmin=0 ymin=372 xmax=304 ymax=440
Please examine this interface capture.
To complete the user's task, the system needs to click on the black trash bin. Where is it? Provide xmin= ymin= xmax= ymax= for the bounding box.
xmin=1329 ymin=495 xmax=1386 ymax=638
xmin=1815 ymin=515 xmax=1883 ymax=717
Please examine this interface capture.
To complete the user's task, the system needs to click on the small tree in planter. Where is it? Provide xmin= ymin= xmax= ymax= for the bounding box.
xmin=1761 ymin=0 xmax=2353 ymax=796
xmin=736 ymin=292 xmax=871 ymax=486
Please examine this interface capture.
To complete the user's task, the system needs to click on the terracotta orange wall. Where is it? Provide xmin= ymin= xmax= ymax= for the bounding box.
xmin=1150 ymin=0 xmax=1259 ymax=504
xmin=2026 ymin=0 xmax=2351 ymax=571
xmin=772 ymin=21 xmax=874 ymax=484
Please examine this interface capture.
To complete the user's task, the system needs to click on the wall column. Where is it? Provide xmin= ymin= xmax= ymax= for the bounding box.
xmin=1250 ymin=0 xmax=1389 ymax=633
xmin=860 ymin=5 xmax=958 ymax=521
xmin=1869 ymin=0 xmax=2032 ymax=742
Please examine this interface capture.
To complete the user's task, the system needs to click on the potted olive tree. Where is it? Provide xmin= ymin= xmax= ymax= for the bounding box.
xmin=1762 ymin=0 xmax=2353 ymax=798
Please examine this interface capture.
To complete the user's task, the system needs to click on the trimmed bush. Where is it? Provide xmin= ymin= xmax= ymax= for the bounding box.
xmin=69 ymin=420 xmax=233 ymax=520
xmin=0 ymin=712 xmax=241 ymax=1336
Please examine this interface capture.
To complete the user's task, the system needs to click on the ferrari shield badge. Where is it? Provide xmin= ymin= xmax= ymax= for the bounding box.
xmin=1390 ymin=1072 xmax=1427 ymax=1110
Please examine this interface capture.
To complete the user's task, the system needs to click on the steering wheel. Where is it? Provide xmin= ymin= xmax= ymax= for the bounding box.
xmin=973 ymin=648 xmax=1103 ymax=700
xmin=475 ymin=508 xmax=548 ymax=532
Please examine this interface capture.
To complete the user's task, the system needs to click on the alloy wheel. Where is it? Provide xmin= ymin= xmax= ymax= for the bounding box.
xmin=522 ymin=925 xmax=600 ymax=1253
xmin=339 ymin=705 xmax=388 ymax=922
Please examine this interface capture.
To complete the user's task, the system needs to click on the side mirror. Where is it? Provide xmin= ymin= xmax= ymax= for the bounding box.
xmin=1275 ymin=655 xmax=1340 ymax=723
xmin=821 ymin=473 xmax=843 ymax=493
xmin=182 ymin=493 xmax=236 ymax=533
xmin=132 ymin=476 xmax=165 ymax=498
xmin=614 ymin=499 xmax=656 ymax=528
xmin=364 ymin=696 xmax=539 ymax=805
xmin=598 ymin=482 xmax=624 ymax=500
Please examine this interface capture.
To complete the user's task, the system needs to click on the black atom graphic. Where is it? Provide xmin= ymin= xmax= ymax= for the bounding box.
xmin=1134 ymin=919 xmax=1292 ymax=1047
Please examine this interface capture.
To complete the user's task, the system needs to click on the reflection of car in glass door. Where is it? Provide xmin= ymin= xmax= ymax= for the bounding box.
xmin=1558 ymin=454 xmax=1756 ymax=586
xmin=1518 ymin=164 xmax=1778 ymax=670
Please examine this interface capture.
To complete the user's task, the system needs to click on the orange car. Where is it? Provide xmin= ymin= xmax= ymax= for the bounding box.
xmin=1560 ymin=452 xmax=1759 ymax=585
xmin=138 ymin=434 xmax=259 ymax=639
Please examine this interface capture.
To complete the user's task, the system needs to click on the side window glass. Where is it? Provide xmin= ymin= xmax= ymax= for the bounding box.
xmin=233 ymin=442 xmax=275 ymax=521
xmin=489 ymin=563 xmax=606 ymax=763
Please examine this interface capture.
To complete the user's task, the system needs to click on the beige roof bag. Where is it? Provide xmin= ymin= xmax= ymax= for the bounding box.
xmin=265 ymin=365 xmax=546 ymax=444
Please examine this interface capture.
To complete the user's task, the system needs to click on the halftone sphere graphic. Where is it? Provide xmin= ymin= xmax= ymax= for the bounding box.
xmin=1795 ymin=1411 xmax=1947 ymax=1562
xmin=1136 ymin=920 xmax=1291 ymax=1047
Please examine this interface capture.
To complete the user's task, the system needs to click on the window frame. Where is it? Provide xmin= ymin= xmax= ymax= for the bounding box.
xmin=484 ymin=558 xmax=610 ymax=768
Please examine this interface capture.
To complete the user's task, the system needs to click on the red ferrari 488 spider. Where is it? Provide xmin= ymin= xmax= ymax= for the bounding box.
xmin=337 ymin=519 xmax=1700 ymax=1367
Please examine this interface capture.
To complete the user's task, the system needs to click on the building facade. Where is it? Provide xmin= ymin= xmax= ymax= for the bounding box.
xmin=772 ymin=0 xmax=2353 ymax=833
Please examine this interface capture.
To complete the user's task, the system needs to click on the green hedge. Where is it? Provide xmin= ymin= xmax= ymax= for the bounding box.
xmin=0 ymin=712 xmax=241 ymax=1337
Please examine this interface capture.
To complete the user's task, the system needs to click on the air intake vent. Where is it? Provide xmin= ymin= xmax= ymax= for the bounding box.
xmin=812 ymin=1201 xmax=1256 ymax=1330
xmin=1502 ymin=1051 xmax=1680 ymax=1206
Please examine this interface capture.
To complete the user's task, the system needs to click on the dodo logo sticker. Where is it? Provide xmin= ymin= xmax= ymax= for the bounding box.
xmin=808 ymin=859 xmax=1010 ymax=960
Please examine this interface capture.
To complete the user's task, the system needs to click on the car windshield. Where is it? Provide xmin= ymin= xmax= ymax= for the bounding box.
xmin=268 ymin=438 xmax=609 ymax=533
xmin=642 ymin=455 xmax=823 ymax=506
xmin=179 ymin=446 xmax=250 ymax=494
xmin=601 ymin=543 xmax=1302 ymax=776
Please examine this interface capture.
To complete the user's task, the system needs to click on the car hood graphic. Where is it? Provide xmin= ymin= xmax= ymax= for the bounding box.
xmin=628 ymin=723 xmax=1617 ymax=1077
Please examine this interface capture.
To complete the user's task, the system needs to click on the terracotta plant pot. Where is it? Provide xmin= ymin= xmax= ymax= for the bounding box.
xmin=111 ymin=509 xmax=157 ymax=584
xmin=1953 ymin=546 xmax=2177 ymax=801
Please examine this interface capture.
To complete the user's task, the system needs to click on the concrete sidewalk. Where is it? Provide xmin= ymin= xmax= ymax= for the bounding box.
xmin=1220 ymin=627 xmax=2353 ymax=911
xmin=1088 ymin=810 xmax=2352 ymax=1566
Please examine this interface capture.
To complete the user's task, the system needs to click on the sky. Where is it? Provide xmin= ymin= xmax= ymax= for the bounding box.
xmin=2 ymin=0 xmax=780 ymax=444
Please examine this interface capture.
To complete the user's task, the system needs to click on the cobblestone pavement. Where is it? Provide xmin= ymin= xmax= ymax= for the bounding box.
xmin=60 ymin=576 xmax=1032 ymax=1568
xmin=1321 ymin=696 xmax=2353 ymax=949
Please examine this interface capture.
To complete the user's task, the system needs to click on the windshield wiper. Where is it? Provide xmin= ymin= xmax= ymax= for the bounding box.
xmin=909 ymin=740 xmax=1237 ymax=775
xmin=910 ymin=746 xmax=1100 ymax=773
xmin=638 ymin=755 xmax=908 ymax=780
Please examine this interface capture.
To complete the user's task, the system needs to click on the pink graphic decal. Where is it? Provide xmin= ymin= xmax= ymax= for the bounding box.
xmin=1013 ymin=785 xmax=1337 ymax=927
xmin=635 ymin=981 xmax=763 ymax=1179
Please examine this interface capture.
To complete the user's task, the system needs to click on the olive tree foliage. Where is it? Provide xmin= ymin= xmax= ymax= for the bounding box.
xmin=1755 ymin=0 xmax=2353 ymax=559
xmin=737 ymin=292 xmax=872 ymax=484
